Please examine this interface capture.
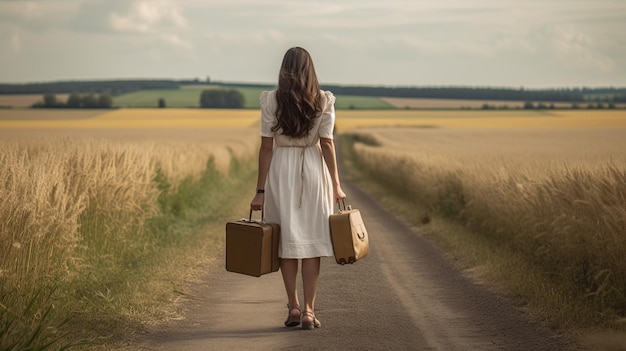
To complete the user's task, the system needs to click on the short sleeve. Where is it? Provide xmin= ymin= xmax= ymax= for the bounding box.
xmin=259 ymin=91 xmax=275 ymax=137
xmin=318 ymin=91 xmax=336 ymax=139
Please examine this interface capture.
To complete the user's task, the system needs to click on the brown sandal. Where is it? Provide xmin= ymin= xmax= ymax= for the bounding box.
xmin=284 ymin=304 xmax=301 ymax=327
xmin=301 ymin=311 xmax=320 ymax=330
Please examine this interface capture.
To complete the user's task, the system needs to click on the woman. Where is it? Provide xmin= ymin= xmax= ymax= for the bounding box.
xmin=250 ymin=47 xmax=346 ymax=330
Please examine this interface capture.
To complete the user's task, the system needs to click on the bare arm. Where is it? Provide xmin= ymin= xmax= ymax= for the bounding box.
xmin=320 ymin=137 xmax=346 ymax=203
xmin=250 ymin=137 xmax=273 ymax=211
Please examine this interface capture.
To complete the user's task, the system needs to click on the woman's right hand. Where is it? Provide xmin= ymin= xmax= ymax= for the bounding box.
xmin=334 ymin=184 xmax=346 ymax=204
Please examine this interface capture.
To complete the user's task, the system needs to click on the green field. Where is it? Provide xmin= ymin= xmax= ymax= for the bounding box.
xmin=229 ymin=86 xmax=395 ymax=109
xmin=114 ymin=86 xmax=395 ymax=110
xmin=114 ymin=88 xmax=205 ymax=108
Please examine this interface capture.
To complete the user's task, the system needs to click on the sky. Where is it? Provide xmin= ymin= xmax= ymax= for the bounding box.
xmin=0 ymin=0 xmax=625 ymax=88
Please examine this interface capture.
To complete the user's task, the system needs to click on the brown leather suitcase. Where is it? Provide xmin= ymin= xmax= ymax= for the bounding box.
xmin=329 ymin=200 xmax=369 ymax=264
xmin=225 ymin=211 xmax=280 ymax=277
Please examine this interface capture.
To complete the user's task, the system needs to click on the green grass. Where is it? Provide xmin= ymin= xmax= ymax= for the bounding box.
xmin=114 ymin=88 xmax=205 ymax=108
xmin=114 ymin=86 xmax=396 ymax=110
xmin=228 ymin=86 xmax=269 ymax=108
xmin=233 ymin=87 xmax=394 ymax=110
xmin=113 ymin=86 xmax=265 ymax=109
xmin=0 ymin=287 xmax=76 ymax=351
xmin=334 ymin=95 xmax=395 ymax=109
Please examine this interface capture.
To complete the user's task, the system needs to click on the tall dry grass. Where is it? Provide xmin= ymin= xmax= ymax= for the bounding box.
xmin=0 ymin=131 xmax=257 ymax=349
xmin=346 ymin=127 xmax=626 ymax=327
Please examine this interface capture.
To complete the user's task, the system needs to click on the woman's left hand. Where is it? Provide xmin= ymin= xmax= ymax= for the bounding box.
xmin=250 ymin=193 xmax=264 ymax=211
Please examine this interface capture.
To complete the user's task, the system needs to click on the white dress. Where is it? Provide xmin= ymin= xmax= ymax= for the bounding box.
xmin=260 ymin=90 xmax=336 ymax=258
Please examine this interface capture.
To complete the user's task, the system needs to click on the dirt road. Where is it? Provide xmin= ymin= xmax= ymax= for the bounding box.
xmin=137 ymin=174 xmax=571 ymax=350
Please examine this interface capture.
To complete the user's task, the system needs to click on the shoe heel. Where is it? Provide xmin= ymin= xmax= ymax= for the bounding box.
xmin=301 ymin=311 xmax=320 ymax=330
xmin=284 ymin=304 xmax=301 ymax=327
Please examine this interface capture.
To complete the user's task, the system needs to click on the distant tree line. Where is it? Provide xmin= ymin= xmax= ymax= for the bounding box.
xmin=1 ymin=80 xmax=178 ymax=96
xmin=478 ymin=101 xmax=617 ymax=110
xmin=570 ymin=102 xmax=617 ymax=109
xmin=199 ymin=89 xmax=244 ymax=108
xmin=2 ymin=79 xmax=625 ymax=103
xmin=33 ymin=93 xmax=113 ymax=108
xmin=218 ymin=82 xmax=626 ymax=103
xmin=322 ymin=86 xmax=585 ymax=102
xmin=611 ymin=94 xmax=626 ymax=103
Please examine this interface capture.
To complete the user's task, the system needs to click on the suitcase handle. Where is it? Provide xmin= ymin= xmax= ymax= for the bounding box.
xmin=248 ymin=209 xmax=264 ymax=222
xmin=337 ymin=199 xmax=352 ymax=211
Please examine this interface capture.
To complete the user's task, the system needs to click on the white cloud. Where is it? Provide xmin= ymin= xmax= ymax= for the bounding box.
xmin=204 ymin=29 xmax=286 ymax=47
xmin=0 ymin=1 xmax=79 ymax=24
xmin=160 ymin=33 xmax=192 ymax=50
xmin=104 ymin=0 xmax=191 ymax=50
xmin=0 ymin=0 xmax=625 ymax=85
xmin=551 ymin=26 xmax=615 ymax=71
xmin=108 ymin=0 xmax=187 ymax=34
xmin=109 ymin=13 xmax=150 ymax=34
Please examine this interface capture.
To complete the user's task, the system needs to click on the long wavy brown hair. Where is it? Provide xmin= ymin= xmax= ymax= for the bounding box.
xmin=272 ymin=47 xmax=322 ymax=138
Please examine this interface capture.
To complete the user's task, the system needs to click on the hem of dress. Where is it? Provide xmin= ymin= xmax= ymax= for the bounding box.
xmin=279 ymin=254 xmax=335 ymax=259
xmin=279 ymin=243 xmax=334 ymax=259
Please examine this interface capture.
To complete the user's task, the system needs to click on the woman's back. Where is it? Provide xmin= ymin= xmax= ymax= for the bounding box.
xmin=260 ymin=89 xmax=336 ymax=147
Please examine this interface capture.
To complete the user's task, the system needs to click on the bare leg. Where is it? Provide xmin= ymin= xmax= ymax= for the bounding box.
xmin=280 ymin=258 xmax=300 ymax=317
xmin=301 ymin=257 xmax=321 ymax=313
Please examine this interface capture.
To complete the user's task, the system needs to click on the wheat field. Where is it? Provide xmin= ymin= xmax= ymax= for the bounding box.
xmin=0 ymin=108 xmax=260 ymax=129
xmin=0 ymin=112 xmax=259 ymax=348
xmin=3 ymin=108 xmax=626 ymax=130
xmin=335 ymin=109 xmax=626 ymax=129
xmin=2 ymin=107 xmax=626 ymax=346
xmin=348 ymin=126 xmax=626 ymax=327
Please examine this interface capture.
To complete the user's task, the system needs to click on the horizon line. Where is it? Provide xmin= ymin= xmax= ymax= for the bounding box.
xmin=1 ymin=78 xmax=625 ymax=91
